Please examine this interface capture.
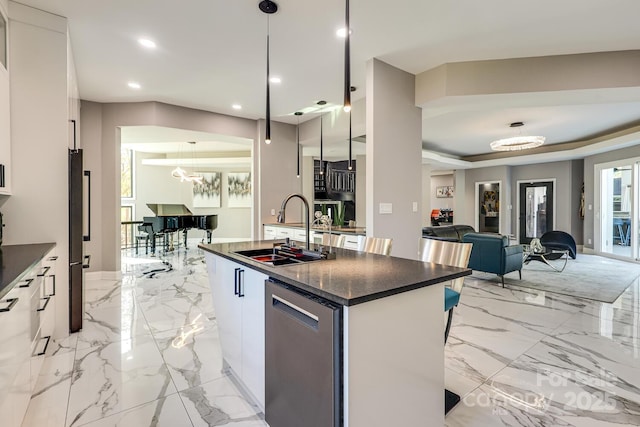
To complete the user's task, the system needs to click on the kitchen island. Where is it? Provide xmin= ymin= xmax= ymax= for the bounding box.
xmin=199 ymin=240 xmax=470 ymax=427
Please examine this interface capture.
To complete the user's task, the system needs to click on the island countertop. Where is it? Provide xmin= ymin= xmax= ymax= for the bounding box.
xmin=199 ymin=240 xmax=470 ymax=306
xmin=0 ymin=243 xmax=56 ymax=300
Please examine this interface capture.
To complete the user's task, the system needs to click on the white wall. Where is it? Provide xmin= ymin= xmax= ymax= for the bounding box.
xmin=4 ymin=2 xmax=70 ymax=337
xmin=132 ymin=151 xmax=251 ymax=239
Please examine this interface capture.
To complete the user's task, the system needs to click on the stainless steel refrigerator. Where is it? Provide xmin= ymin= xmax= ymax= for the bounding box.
xmin=69 ymin=146 xmax=90 ymax=333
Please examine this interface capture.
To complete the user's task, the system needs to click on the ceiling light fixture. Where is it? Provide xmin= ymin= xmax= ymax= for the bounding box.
xmin=490 ymin=122 xmax=545 ymax=151
xmin=185 ymin=141 xmax=204 ymax=184
xmin=127 ymin=82 xmax=141 ymax=89
xmin=269 ymin=76 xmax=281 ymax=84
xmin=295 ymin=111 xmax=303 ymax=178
xmin=259 ymin=0 xmax=278 ymax=145
xmin=342 ymin=0 xmax=351 ymax=113
xmin=138 ymin=38 xmax=156 ymax=49
xmin=232 ymin=104 xmax=242 ymax=110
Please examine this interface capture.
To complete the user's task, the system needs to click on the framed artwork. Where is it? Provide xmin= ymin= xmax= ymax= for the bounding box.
xmin=228 ymin=172 xmax=252 ymax=208
xmin=192 ymin=172 xmax=221 ymax=207
xmin=436 ymin=186 xmax=454 ymax=198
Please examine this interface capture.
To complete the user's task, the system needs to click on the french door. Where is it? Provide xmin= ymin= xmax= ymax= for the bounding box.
xmin=518 ymin=181 xmax=554 ymax=244
xmin=597 ymin=160 xmax=637 ymax=260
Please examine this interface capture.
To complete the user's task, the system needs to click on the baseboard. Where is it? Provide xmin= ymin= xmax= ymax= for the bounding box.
xmin=582 ymin=246 xmax=596 ymax=254
xmin=85 ymin=270 xmax=122 ymax=281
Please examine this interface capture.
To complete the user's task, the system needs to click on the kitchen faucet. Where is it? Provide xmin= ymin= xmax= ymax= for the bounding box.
xmin=277 ymin=193 xmax=310 ymax=250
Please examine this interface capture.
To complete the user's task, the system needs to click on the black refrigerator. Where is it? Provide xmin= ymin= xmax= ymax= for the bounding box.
xmin=69 ymin=148 xmax=89 ymax=332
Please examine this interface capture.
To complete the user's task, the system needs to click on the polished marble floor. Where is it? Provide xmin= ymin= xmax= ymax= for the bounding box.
xmin=21 ymin=245 xmax=640 ymax=426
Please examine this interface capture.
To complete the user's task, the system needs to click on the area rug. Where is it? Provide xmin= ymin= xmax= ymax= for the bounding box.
xmin=471 ymin=254 xmax=640 ymax=303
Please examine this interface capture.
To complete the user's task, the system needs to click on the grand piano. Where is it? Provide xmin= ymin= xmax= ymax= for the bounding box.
xmin=142 ymin=204 xmax=218 ymax=254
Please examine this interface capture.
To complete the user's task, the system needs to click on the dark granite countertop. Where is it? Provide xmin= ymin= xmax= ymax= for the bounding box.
xmin=199 ymin=241 xmax=470 ymax=306
xmin=0 ymin=243 xmax=56 ymax=300
xmin=264 ymin=222 xmax=366 ymax=236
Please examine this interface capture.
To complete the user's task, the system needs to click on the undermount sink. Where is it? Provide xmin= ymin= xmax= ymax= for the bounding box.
xmin=233 ymin=247 xmax=325 ymax=266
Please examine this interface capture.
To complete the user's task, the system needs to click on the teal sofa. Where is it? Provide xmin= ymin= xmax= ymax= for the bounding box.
xmin=462 ymin=233 xmax=523 ymax=287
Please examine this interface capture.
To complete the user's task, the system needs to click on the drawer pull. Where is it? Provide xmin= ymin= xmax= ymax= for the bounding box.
xmin=37 ymin=266 xmax=51 ymax=277
xmin=35 ymin=336 xmax=51 ymax=357
xmin=0 ymin=298 xmax=18 ymax=312
xmin=48 ymin=256 xmax=59 ymax=261
xmin=18 ymin=278 xmax=34 ymax=288
xmin=46 ymin=274 xmax=56 ymax=297
xmin=37 ymin=296 xmax=51 ymax=312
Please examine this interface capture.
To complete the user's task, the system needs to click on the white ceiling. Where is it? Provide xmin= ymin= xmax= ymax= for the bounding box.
xmin=17 ymin=0 xmax=640 ymax=162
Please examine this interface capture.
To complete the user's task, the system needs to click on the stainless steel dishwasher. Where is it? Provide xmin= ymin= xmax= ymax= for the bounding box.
xmin=265 ymin=279 xmax=342 ymax=427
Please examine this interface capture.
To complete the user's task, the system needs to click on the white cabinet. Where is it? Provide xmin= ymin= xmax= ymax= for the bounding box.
xmin=204 ymin=253 xmax=267 ymax=409
xmin=0 ymin=5 xmax=10 ymax=195
xmin=0 ymin=283 xmax=31 ymax=427
xmin=263 ymin=225 xmax=277 ymax=240
xmin=275 ymin=227 xmax=293 ymax=240
xmin=343 ymin=235 xmax=364 ymax=251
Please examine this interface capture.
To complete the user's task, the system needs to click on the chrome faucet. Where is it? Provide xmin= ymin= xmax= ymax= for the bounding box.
xmin=278 ymin=193 xmax=311 ymax=250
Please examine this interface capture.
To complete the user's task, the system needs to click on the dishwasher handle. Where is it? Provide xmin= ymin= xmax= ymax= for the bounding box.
xmin=272 ymin=294 xmax=319 ymax=329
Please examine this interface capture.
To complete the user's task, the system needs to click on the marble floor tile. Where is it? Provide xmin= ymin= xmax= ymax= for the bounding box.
xmin=85 ymin=283 xmax=136 ymax=311
xmin=445 ymin=367 xmax=483 ymax=399
xmin=46 ymin=333 xmax=79 ymax=357
xmin=22 ymin=352 xmax=76 ymax=427
xmin=66 ymin=335 xmax=178 ymax=427
xmin=76 ymin=393 xmax=193 ymax=427
xmin=139 ymin=295 xmax=212 ymax=335
xmin=179 ymin=376 xmax=266 ymax=427
xmin=445 ymin=334 xmax=514 ymax=386
xmin=153 ymin=323 xmax=225 ymax=392
xmin=76 ymin=303 xmax=151 ymax=350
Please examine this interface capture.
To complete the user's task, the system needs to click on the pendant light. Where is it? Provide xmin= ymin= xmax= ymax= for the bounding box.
xmin=317 ymin=100 xmax=326 ymax=175
xmin=259 ymin=1 xmax=278 ymax=144
xmin=295 ymin=112 xmax=303 ymax=178
xmin=319 ymin=113 xmax=324 ymax=175
xmin=348 ymin=110 xmax=353 ymax=170
xmin=343 ymin=0 xmax=351 ymax=113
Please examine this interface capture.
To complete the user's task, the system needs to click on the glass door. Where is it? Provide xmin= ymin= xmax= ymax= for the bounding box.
xmin=599 ymin=164 xmax=633 ymax=259
xmin=518 ymin=181 xmax=554 ymax=244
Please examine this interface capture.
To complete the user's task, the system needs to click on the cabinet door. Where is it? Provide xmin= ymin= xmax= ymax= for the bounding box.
xmin=275 ymin=228 xmax=293 ymax=240
xmin=204 ymin=254 xmax=242 ymax=375
xmin=263 ymin=226 xmax=277 ymax=240
xmin=239 ymin=267 xmax=267 ymax=408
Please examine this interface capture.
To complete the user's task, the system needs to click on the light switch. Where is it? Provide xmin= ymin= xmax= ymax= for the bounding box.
xmin=379 ymin=203 xmax=393 ymax=214
xmin=271 ymin=209 xmax=276 ymax=215
xmin=588 ymin=204 xmax=592 ymax=210
xmin=412 ymin=202 xmax=418 ymax=212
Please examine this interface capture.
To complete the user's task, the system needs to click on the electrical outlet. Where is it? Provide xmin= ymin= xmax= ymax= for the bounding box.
xmin=588 ymin=238 xmax=592 ymax=244
xmin=412 ymin=202 xmax=418 ymax=212
xmin=271 ymin=209 xmax=275 ymax=216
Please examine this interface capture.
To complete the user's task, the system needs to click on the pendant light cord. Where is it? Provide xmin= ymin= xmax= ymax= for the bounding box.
xmin=348 ymin=111 xmax=352 ymax=170
xmin=265 ymin=14 xmax=271 ymax=143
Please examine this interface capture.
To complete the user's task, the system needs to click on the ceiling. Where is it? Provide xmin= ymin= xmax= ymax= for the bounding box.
xmin=16 ymin=0 xmax=640 ymax=163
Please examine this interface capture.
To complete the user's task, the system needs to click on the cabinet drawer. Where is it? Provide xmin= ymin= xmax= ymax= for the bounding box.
xmin=263 ymin=226 xmax=277 ymax=240
xmin=343 ymin=236 xmax=361 ymax=251
xmin=293 ymin=230 xmax=306 ymax=242
xmin=275 ymin=228 xmax=293 ymax=239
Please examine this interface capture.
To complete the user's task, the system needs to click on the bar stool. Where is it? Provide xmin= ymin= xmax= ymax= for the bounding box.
xmin=361 ymin=237 xmax=393 ymax=255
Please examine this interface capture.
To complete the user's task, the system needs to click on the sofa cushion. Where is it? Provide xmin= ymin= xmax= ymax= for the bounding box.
xmin=422 ymin=225 xmax=476 ymax=242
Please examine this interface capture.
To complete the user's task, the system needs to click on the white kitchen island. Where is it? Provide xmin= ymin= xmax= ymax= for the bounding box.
xmin=200 ymin=241 xmax=470 ymax=427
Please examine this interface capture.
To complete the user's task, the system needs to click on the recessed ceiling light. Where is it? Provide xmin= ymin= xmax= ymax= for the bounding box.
xmin=138 ymin=38 xmax=156 ymax=49
xmin=232 ymin=104 xmax=242 ymax=110
xmin=269 ymin=77 xmax=281 ymax=84
xmin=336 ymin=28 xmax=352 ymax=38
xmin=127 ymin=82 xmax=141 ymax=89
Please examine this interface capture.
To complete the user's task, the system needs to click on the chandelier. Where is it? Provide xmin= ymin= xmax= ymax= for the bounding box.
xmin=171 ymin=141 xmax=203 ymax=184
xmin=490 ymin=122 xmax=545 ymax=151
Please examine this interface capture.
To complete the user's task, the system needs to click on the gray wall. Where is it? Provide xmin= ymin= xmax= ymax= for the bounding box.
xmin=430 ymin=174 xmax=454 ymax=212
xmin=81 ymin=100 xmax=300 ymax=273
xmin=366 ymin=59 xmax=422 ymax=259
xmin=510 ymin=160 xmax=583 ymax=244
xmin=583 ymin=144 xmax=640 ymax=250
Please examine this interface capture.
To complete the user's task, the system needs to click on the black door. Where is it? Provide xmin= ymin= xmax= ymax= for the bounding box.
xmin=519 ymin=181 xmax=554 ymax=244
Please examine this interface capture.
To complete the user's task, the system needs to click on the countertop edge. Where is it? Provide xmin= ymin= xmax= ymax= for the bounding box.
xmin=199 ymin=242 xmax=471 ymax=307
xmin=0 ymin=243 xmax=57 ymax=300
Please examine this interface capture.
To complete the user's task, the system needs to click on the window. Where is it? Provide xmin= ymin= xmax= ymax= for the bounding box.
xmin=121 ymin=147 xmax=134 ymax=199
xmin=121 ymin=205 xmax=133 ymax=249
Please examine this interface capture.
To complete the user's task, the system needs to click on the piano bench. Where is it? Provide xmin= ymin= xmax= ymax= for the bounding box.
xmin=135 ymin=234 xmax=149 ymax=255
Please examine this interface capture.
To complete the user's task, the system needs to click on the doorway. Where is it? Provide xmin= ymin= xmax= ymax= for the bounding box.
xmin=596 ymin=161 xmax=636 ymax=260
xmin=475 ymin=181 xmax=501 ymax=234
xmin=518 ymin=180 xmax=554 ymax=244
